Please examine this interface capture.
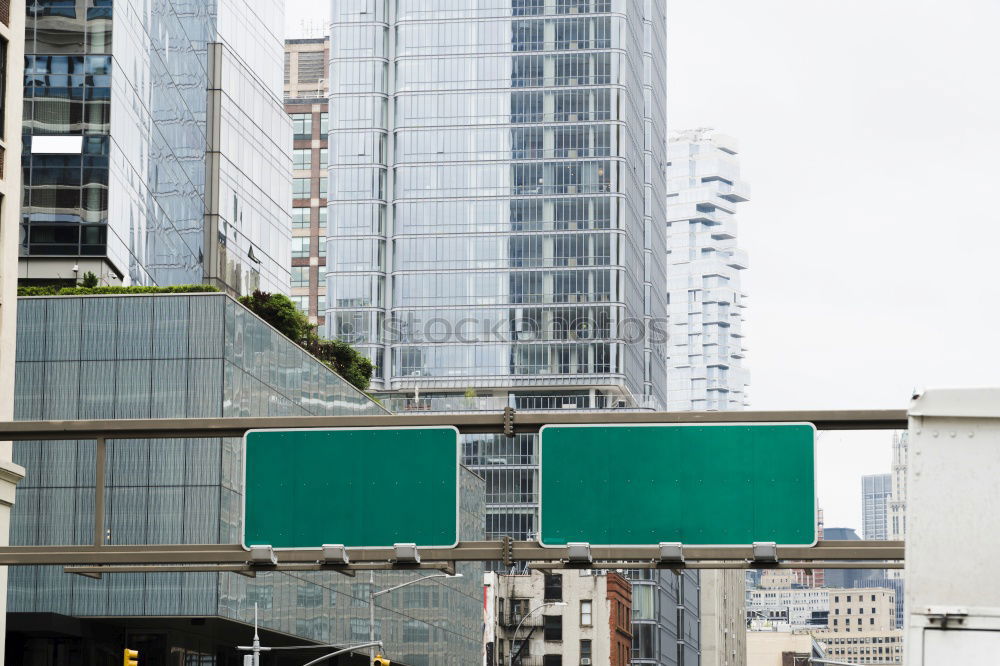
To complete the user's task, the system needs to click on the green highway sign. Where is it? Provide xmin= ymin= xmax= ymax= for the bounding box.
xmin=243 ymin=427 xmax=459 ymax=549
xmin=540 ymin=423 xmax=816 ymax=547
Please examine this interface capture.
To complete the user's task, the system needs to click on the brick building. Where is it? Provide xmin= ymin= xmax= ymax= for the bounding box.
xmin=283 ymin=37 xmax=329 ymax=324
xmin=485 ymin=570 xmax=632 ymax=666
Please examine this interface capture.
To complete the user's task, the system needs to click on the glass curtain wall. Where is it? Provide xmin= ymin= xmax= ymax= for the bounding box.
xmin=327 ymin=0 xmax=666 ymax=408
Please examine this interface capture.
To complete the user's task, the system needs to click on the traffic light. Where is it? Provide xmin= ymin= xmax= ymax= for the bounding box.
xmin=373 ymin=656 xmax=391 ymax=666
xmin=123 ymin=648 xmax=139 ymax=666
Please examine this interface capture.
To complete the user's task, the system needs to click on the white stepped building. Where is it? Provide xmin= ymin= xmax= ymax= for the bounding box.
xmin=666 ymin=129 xmax=751 ymax=411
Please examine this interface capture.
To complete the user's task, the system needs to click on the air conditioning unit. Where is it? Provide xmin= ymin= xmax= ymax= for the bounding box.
xmin=581 ymin=660 xmax=592 ymax=666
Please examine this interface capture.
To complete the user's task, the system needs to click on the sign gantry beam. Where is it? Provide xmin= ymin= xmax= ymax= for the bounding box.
xmin=0 ymin=540 xmax=903 ymax=567
xmin=0 ymin=409 xmax=907 ymax=441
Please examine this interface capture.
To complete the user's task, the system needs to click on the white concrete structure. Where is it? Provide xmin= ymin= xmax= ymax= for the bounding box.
xmin=905 ymin=388 xmax=1000 ymax=665
xmin=0 ymin=2 xmax=27 ymax=662
xmin=666 ymin=129 xmax=750 ymax=411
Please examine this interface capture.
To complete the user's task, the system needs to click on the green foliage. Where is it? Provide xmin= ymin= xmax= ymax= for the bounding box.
xmin=304 ymin=337 xmax=375 ymax=392
xmin=17 ymin=286 xmax=58 ymax=296
xmin=81 ymin=271 xmax=99 ymax=288
xmin=239 ymin=290 xmax=374 ymax=392
xmin=17 ymin=284 xmax=219 ymax=297
xmin=238 ymin=290 xmax=313 ymax=345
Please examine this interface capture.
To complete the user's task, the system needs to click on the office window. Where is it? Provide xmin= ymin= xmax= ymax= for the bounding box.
xmin=293 ymin=148 xmax=311 ymax=170
xmin=319 ymin=177 xmax=328 ymax=199
xmin=292 ymin=208 xmax=310 ymax=228
xmin=580 ymin=600 xmax=592 ymax=626
xmin=318 ymin=206 xmax=328 ymax=229
xmin=318 ymin=238 xmax=327 ymax=258
xmin=320 ymin=111 xmax=329 ymax=136
xmin=544 ymin=574 xmax=562 ymax=601
xmin=543 ymin=615 xmax=562 ymax=641
xmin=291 ymin=266 xmax=308 ymax=287
xmin=319 ymin=148 xmax=329 ymax=169
xmin=317 ymin=293 xmax=326 ymax=312
xmin=292 ymin=113 xmax=312 ymax=138
xmin=294 ymin=178 xmax=311 ymax=199
xmin=292 ymin=237 xmax=310 ymax=258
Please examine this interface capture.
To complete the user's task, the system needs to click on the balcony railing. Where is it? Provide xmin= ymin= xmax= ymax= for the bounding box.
xmin=380 ymin=393 xmax=657 ymax=414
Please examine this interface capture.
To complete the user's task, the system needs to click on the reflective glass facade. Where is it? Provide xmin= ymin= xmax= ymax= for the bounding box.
xmin=326 ymin=0 xmax=667 ymax=408
xmin=9 ymin=294 xmax=484 ymax=665
xmin=21 ymin=1 xmax=291 ymax=295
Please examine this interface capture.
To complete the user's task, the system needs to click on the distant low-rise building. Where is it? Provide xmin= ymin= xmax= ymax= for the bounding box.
xmin=485 ymin=569 xmax=632 ymax=666
xmin=828 ymin=588 xmax=896 ymax=633
xmin=815 ymin=630 xmax=904 ymax=665
xmin=746 ymin=631 xmax=826 ymax=666
xmin=747 ymin=586 xmax=830 ymax=629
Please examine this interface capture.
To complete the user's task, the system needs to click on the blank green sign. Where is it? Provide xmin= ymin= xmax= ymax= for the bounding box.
xmin=243 ymin=427 xmax=459 ymax=549
xmin=540 ymin=424 xmax=816 ymax=546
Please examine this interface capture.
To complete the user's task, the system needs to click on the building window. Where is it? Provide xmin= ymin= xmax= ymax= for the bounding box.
xmin=543 ymin=656 xmax=562 ymax=666
xmin=319 ymin=148 xmax=329 ymax=169
xmin=293 ymin=148 xmax=311 ymax=170
xmin=294 ymin=178 xmax=311 ymax=199
xmin=320 ymin=111 xmax=329 ymax=136
xmin=543 ymin=615 xmax=562 ymax=641
xmin=292 ymin=237 xmax=311 ymax=259
xmin=580 ymin=640 xmax=592 ymax=663
xmin=318 ymin=206 xmax=328 ymax=229
xmin=291 ymin=267 xmax=308 ymax=287
xmin=580 ymin=600 xmax=592 ymax=626
xmin=544 ymin=574 xmax=562 ymax=601
xmin=292 ymin=208 xmax=310 ymax=228
xmin=317 ymin=293 xmax=326 ymax=312
xmin=292 ymin=113 xmax=312 ymax=139
xmin=319 ymin=177 xmax=328 ymax=199
xmin=318 ymin=238 xmax=327 ymax=258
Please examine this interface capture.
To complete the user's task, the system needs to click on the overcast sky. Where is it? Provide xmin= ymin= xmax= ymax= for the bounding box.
xmin=285 ymin=1 xmax=1000 ymax=530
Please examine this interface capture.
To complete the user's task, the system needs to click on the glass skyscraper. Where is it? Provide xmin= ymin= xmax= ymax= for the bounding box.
xmin=20 ymin=0 xmax=291 ymax=295
xmin=327 ymin=0 xmax=667 ymax=410
xmin=9 ymin=293 xmax=485 ymax=666
xmin=325 ymin=3 xmax=693 ymax=665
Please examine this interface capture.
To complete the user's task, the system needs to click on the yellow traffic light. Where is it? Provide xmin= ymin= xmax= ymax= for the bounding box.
xmin=123 ymin=648 xmax=139 ymax=666
xmin=373 ymin=656 xmax=390 ymax=666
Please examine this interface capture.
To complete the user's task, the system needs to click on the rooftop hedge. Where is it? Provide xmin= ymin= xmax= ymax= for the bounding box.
xmin=18 ymin=285 xmax=220 ymax=297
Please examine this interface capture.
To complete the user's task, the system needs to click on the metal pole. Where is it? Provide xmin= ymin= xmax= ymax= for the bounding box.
xmin=252 ymin=603 xmax=260 ymax=666
xmin=368 ymin=570 xmax=375 ymax=666
xmin=94 ymin=437 xmax=106 ymax=547
xmin=301 ymin=642 xmax=383 ymax=666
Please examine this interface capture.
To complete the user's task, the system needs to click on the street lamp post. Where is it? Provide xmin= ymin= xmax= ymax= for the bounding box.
xmin=368 ymin=571 xmax=463 ymax=665
xmin=509 ymin=602 xmax=566 ymax=666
